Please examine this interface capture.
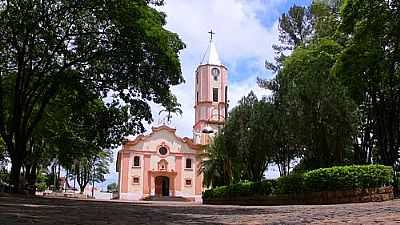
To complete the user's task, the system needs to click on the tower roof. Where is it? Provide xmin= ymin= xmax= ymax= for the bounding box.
xmin=200 ymin=32 xmax=222 ymax=66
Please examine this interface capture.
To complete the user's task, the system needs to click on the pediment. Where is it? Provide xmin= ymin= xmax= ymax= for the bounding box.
xmin=123 ymin=125 xmax=201 ymax=153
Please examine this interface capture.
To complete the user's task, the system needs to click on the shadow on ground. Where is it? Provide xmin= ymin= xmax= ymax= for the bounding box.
xmin=0 ymin=194 xmax=399 ymax=225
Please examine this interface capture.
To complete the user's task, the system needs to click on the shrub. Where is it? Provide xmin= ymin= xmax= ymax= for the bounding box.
xmin=203 ymin=165 xmax=393 ymax=200
xmin=203 ymin=180 xmax=273 ymax=200
xmin=0 ymin=169 xmax=9 ymax=183
xmin=303 ymin=164 xmax=393 ymax=192
xmin=265 ymin=179 xmax=278 ymax=190
xmin=203 ymin=185 xmax=229 ymax=199
xmin=229 ymin=182 xmax=253 ymax=197
xmin=251 ymin=180 xmax=273 ymax=196
xmin=213 ymin=185 xmax=229 ymax=198
xmin=275 ymin=173 xmax=304 ymax=194
xmin=36 ymin=182 xmax=47 ymax=192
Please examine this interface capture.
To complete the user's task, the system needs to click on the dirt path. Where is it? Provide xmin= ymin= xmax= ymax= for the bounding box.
xmin=0 ymin=194 xmax=399 ymax=225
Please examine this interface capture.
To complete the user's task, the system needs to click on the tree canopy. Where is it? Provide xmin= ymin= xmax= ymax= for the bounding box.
xmin=0 ymin=0 xmax=185 ymax=192
xmin=259 ymin=0 xmax=400 ymax=172
xmin=207 ymin=0 xmax=400 ymax=190
xmin=203 ymin=92 xmax=275 ymax=186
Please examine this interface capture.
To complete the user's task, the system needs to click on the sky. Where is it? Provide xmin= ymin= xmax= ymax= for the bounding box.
xmin=100 ymin=0 xmax=312 ymax=190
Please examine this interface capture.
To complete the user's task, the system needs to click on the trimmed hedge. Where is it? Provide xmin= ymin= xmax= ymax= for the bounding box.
xmin=203 ymin=180 xmax=273 ymax=200
xmin=303 ymin=164 xmax=393 ymax=192
xmin=275 ymin=173 xmax=304 ymax=194
xmin=203 ymin=164 xmax=394 ymax=199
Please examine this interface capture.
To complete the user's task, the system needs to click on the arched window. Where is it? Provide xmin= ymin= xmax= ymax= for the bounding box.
xmin=185 ymin=158 xmax=192 ymax=169
xmin=213 ymin=88 xmax=218 ymax=102
xmin=133 ymin=156 xmax=140 ymax=167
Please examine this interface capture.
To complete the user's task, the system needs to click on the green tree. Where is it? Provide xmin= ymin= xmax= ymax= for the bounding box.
xmin=90 ymin=151 xmax=112 ymax=196
xmin=201 ymin=132 xmax=231 ymax=187
xmin=259 ymin=1 xmax=359 ymax=172
xmin=17 ymin=80 xmax=130 ymax=192
xmin=279 ymin=40 xmax=356 ymax=169
xmin=107 ymin=182 xmax=117 ymax=193
xmin=258 ymin=4 xmax=319 ymax=175
xmin=335 ymin=0 xmax=400 ymax=167
xmin=74 ymin=152 xmax=111 ymax=194
xmin=44 ymin=90 xmax=117 ymax=194
xmin=311 ymin=0 xmax=343 ymax=39
xmin=35 ymin=169 xmax=48 ymax=192
xmin=205 ymin=92 xmax=275 ymax=184
xmin=226 ymin=93 xmax=275 ymax=181
xmin=269 ymin=106 xmax=303 ymax=176
xmin=0 ymin=0 xmax=185 ymax=191
xmin=265 ymin=5 xmax=314 ymax=73
xmin=260 ymin=1 xmax=342 ymax=85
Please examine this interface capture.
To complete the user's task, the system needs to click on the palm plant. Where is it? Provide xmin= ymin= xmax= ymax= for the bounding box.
xmin=199 ymin=133 xmax=232 ymax=188
xmin=201 ymin=157 xmax=225 ymax=188
xmin=158 ymin=95 xmax=183 ymax=123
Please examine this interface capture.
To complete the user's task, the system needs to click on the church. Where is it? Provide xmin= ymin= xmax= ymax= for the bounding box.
xmin=116 ymin=33 xmax=228 ymax=201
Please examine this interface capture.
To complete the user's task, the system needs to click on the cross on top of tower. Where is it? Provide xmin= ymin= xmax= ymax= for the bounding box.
xmin=200 ymin=29 xmax=221 ymax=65
xmin=208 ymin=29 xmax=215 ymax=41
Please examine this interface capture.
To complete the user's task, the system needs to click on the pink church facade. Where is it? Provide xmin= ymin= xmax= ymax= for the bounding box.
xmin=116 ymin=126 xmax=203 ymax=201
xmin=116 ymin=34 xmax=227 ymax=201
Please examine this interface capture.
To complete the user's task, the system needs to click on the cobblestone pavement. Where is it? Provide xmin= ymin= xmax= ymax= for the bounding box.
xmin=0 ymin=194 xmax=399 ymax=225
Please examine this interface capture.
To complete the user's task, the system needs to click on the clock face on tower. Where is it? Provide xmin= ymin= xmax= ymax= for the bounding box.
xmin=212 ymin=68 xmax=220 ymax=81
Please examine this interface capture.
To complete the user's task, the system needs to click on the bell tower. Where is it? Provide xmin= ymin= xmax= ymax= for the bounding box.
xmin=193 ymin=30 xmax=228 ymax=144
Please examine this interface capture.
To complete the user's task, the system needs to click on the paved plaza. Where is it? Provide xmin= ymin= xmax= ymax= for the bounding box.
xmin=0 ymin=194 xmax=399 ymax=225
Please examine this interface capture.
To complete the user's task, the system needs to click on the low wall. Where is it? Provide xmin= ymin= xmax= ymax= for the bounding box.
xmin=94 ymin=192 xmax=112 ymax=200
xmin=43 ymin=192 xmax=89 ymax=199
xmin=204 ymin=186 xmax=394 ymax=206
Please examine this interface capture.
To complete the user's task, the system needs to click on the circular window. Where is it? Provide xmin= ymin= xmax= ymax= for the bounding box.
xmin=159 ymin=147 xmax=168 ymax=155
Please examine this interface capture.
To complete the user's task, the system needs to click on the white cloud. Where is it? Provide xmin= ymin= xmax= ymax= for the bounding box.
xmin=229 ymin=76 xmax=271 ymax=106
xmin=154 ymin=0 xmax=279 ymax=137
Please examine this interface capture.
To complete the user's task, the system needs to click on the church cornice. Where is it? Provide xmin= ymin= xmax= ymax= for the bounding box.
xmin=151 ymin=124 xmax=176 ymax=133
xmin=122 ymin=124 xmax=202 ymax=150
xmin=194 ymin=101 xmax=227 ymax=107
xmin=192 ymin=119 xmax=225 ymax=129
xmin=197 ymin=64 xmax=228 ymax=70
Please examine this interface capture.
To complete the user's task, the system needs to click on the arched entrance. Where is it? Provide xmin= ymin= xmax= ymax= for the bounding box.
xmin=155 ymin=176 xmax=169 ymax=196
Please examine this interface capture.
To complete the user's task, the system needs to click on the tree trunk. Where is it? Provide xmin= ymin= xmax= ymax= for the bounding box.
xmin=10 ymin=157 xmax=23 ymax=193
xmin=91 ymin=167 xmax=95 ymax=198
xmin=79 ymin=184 xmax=85 ymax=194
xmin=7 ymin=137 xmax=28 ymax=193
xmin=57 ymin=164 xmax=61 ymax=190
xmin=223 ymin=159 xmax=232 ymax=185
xmin=25 ymin=164 xmax=37 ymax=194
xmin=65 ymin=169 xmax=69 ymax=192
xmin=52 ymin=164 xmax=57 ymax=190
xmin=76 ymin=163 xmax=90 ymax=194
